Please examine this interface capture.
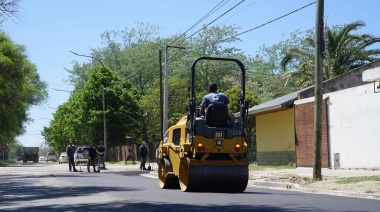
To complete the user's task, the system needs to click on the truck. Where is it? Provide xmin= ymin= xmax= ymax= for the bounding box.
xmin=23 ymin=147 xmax=39 ymax=163
xmin=158 ymin=57 xmax=249 ymax=192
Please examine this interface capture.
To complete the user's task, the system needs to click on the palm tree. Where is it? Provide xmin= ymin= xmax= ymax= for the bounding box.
xmin=281 ymin=21 xmax=380 ymax=88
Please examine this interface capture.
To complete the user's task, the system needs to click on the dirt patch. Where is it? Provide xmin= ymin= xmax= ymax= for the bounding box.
xmin=249 ymin=170 xmax=380 ymax=198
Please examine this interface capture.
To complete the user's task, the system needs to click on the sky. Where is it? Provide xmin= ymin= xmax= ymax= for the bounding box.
xmin=2 ymin=0 xmax=380 ymax=147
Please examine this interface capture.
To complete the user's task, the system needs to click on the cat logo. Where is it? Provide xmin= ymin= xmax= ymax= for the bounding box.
xmin=214 ymin=131 xmax=224 ymax=138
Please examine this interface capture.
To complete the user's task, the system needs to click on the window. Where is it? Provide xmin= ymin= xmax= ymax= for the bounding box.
xmin=173 ymin=129 xmax=181 ymax=145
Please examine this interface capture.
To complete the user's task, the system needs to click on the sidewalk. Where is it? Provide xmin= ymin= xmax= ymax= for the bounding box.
xmin=104 ymin=163 xmax=380 ymax=200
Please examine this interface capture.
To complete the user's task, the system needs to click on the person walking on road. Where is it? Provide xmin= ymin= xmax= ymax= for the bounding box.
xmin=125 ymin=144 xmax=136 ymax=164
xmin=66 ymin=140 xmax=78 ymax=172
xmin=139 ymin=141 xmax=148 ymax=170
xmin=97 ymin=141 xmax=106 ymax=170
xmin=87 ymin=146 xmax=100 ymax=173
xmin=155 ymin=143 xmax=159 ymax=164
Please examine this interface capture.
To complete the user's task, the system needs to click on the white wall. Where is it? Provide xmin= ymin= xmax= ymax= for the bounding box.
xmin=295 ymin=83 xmax=380 ymax=169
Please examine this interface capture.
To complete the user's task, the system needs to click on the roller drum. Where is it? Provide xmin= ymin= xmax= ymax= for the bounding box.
xmin=186 ymin=166 xmax=248 ymax=192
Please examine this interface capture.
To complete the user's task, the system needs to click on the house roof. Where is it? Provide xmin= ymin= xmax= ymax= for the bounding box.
xmin=247 ymin=89 xmax=303 ymax=116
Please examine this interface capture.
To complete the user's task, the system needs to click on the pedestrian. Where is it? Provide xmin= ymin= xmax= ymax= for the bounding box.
xmin=66 ymin=140 xmax=78 ymax=172
xmin=96 ymin=141 xmax=106 ymax=170
xmin=139 ymin=141 xmax=148 ymax=170
xmin=125 ymin=144 xmax=136 ymax=164
xmin=87 ymin=146 xmax=100 ymax=172
xmin=155 ymin=143 xmax=159 ymax=164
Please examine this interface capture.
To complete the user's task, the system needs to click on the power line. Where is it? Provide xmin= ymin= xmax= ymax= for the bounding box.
xmin=182 ymin=0 xmax=228 ymax=36
xmin=185 ymin=0 xmax=245 ymax=40
xmin=69 ymin=2 xmax=316 ymax=93
xmin=216 ymin=0 xmax=258 ymax=26
xmin=217 ymin=1 xmax=316 ymax=44
xmin=171 ymin=0 xmax=230 ymax=46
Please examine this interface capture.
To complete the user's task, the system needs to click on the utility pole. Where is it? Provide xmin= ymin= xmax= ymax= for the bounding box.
xmin=163 ymin=45 xmax=185 ymax=134
xmin=164 ymin=45 xmax=169 ymax=137
xmin=313 ymin=0 xmax=324 ymax=180
xmin=159 ymin=50 xmax=163 ymax=141
xmin=102 ymin=85 xmax=107 ymax=159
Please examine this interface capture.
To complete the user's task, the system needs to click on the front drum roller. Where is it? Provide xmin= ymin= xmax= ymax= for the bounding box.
xmin=179 ymin=159 xmax=249 ymax=193
xmin=158 ymin=158 xmax=179 ymax=189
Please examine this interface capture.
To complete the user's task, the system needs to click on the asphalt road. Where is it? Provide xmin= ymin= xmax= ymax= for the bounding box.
xmin=0 ymin=162 xmax=379 ymax=211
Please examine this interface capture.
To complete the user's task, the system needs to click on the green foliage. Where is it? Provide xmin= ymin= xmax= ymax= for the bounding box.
xmin=6 ymin=140 xmax=23 ymax=159
xmin=43 ymin=66 xmax=141 ymax=152
xmin=246 ymin=30 xmax=309 ymax=102
xmin=336 ymin=176 xmax=380 ymax=184
xmin=0 ymin=31 xmax=47 ymax=144
xmin=281 ymin=21 xmax=380 ymax=88
xmin=65 ymin=23 xmax=255 ymax=144
xmin=58 ymin=20 xmax=380 ymax=152
xmin=225 ymin=86 xmax=260 ymax=114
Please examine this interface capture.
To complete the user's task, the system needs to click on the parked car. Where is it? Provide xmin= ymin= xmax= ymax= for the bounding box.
xmin=45 ymin=151 xmax=58 ymax=162
xmin=17 ymin=154 xmax=24 ymax=161
xmin=39 ymin=156 xmax=46 ymax=162
xmin=58 ymin=152 xmax=68 ymax=164
xmin=74 ymin=146 xmax=90 ymax=166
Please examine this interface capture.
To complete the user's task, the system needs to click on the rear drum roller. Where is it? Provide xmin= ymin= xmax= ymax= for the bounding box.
xmin=158 ymin=158 xmax=179 ymax=189
xmin=183 ymin=165 xmax=249 ymax=193
xmin=179 ymin=159 xmax=190 ymax=192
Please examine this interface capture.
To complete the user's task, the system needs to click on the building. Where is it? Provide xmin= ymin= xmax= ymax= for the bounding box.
xmin=249 ymin=59 xmax=380 ymax=169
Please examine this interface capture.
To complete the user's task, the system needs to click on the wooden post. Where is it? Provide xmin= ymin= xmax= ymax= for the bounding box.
xmin=313 ymin=0 xmax=324 ymax=180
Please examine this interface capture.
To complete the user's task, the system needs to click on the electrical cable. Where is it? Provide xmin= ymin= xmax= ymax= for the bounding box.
xmin=171 ymin=0 xmax=230 ymax=46
xmin=185 ymin=0 xmax=245 ymax=41
xmin=216 ymin=0 xmax=258 ymax=26
xmin=216 ymin=1 xmax=316 ymax=44
xmin=182 ymin=0 xmax=227 ymax=36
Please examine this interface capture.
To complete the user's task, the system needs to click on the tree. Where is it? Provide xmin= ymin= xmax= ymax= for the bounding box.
xmin=281 ymin=21 xmax=380 ymax=88
xmin=0 ymin=0 xmax=20 ymax=22
xmin=65 ymin=23 xmax=254 ymax=145
xmin=43 ymin=66 xmax=141 ymax=153
xmin=0 ymin=31 xmax=48 ymax=144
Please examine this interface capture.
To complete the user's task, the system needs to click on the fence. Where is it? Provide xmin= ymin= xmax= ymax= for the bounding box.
xmin=106 ymin=143 xmax=156 ymax=162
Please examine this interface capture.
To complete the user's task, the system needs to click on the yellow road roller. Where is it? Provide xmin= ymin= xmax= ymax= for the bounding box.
xmin=158 ymin=57 xmax=249 ymax=192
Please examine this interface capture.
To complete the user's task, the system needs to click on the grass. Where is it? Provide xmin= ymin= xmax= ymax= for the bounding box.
xmin=249 ymin=163 xmax=296 ymax=171
xmin=336 ymin=176 xmax=380 ymax=184
xmin=0 ymin=160 xmax=13 ymax=166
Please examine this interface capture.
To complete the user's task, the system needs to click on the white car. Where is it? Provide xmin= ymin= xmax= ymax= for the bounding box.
xmin=46 ymin=151 xmax=58 ymax=162
xmin=39 ymin=156 xmax=46 ymax=162
xmin=74 ymin=146 xmax=90 ymax=166
xmin=58 ymin=152 xmax=68 ymax=164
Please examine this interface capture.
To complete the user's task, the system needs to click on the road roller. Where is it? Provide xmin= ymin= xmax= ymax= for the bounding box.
xmin=158 ymin=57 xmax=249 ymax=192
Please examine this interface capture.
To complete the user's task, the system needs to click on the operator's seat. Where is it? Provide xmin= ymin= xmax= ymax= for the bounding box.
xmin=205 ymin=103 xmax=229 ymax=127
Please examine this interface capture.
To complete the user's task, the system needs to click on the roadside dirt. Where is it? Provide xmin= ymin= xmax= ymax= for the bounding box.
xmin=249 ymin=169 xmax=380 ymax=199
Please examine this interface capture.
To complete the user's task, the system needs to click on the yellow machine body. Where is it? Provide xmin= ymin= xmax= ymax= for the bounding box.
xmin=158 ymin=115 xmax=248 ymax=192
xmin=157 ymin=56 xmax=249 ymax=193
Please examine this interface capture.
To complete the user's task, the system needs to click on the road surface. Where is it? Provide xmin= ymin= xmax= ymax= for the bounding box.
xmin=0 ymin=162 xmax=378 ymax=211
